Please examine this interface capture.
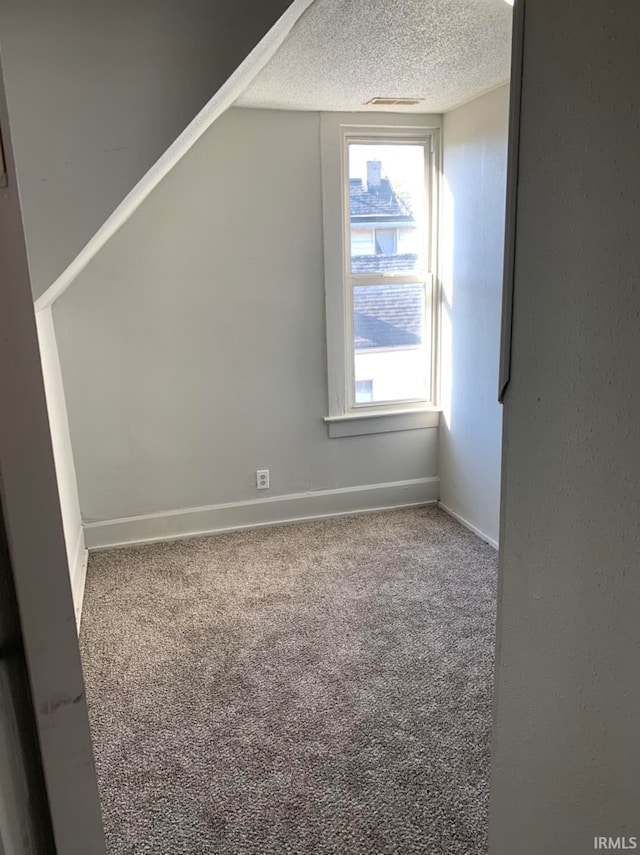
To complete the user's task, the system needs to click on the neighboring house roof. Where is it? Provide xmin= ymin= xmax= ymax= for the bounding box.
xmin=351 ymin=252 xmax=419 ymax=275
xmin=354 ymin=282 xmax=423 ymax=350
xmin=349 ymin=178 xmax=414 ymax=224
xmin=350 ymin=174 xmax=422 ymax=350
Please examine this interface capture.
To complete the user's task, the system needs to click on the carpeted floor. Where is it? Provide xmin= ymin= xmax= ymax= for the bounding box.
xmin=80 ymin=506 xmax=497 ymax=855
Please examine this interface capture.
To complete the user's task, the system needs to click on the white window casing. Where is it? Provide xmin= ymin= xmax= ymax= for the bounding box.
xmin=320 ymin=113 xmax=442 ymax=437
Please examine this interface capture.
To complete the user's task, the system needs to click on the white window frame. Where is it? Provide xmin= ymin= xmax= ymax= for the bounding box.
xmin=320 ymin=113 xmax=442 ymax=437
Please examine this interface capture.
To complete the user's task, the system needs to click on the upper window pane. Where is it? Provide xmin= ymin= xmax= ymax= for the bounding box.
xmin=348 ymin=143 xmax=427 ymax=275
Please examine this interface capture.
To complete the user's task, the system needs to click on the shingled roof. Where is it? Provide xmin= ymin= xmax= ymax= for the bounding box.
xmin=351 ymin=252 xmax=420 ymax=275
xmin=354 ymin=282 xmax=424 ymax=350
xmin=349 ymin=171 xmax=422 ymax=350
xmin=349 ymin=178 xmax=414 ymax=224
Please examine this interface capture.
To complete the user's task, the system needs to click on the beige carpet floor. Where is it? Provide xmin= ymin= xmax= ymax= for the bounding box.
xmin=80 ymin=506 xmax=497 ymax=854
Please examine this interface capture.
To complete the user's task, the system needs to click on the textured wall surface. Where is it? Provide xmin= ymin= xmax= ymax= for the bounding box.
xmin=439 ymin=85 xmax=509 ymax=546
xmin=0 ymin=0 xmax=291 ymax=299
xmin=490 ymin=2 xmax=640 ymax=852
xmin=53 ymin=108 xmax=438 ymax=523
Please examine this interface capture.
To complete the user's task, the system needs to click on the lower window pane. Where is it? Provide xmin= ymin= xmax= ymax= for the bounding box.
xmin=353 ymin=283 xmax=429 ymax=404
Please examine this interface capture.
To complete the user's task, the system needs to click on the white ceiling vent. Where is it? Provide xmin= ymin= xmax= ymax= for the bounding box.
xmin=365 ymin=97 xmax=424 ymax=107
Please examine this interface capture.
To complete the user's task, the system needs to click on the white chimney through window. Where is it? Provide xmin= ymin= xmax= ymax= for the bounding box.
xmin=367 ymin=160 xmax=382 ymax=190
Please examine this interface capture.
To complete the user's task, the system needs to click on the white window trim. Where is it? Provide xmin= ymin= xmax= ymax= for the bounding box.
xmin=320 ymin=112 xmax=442 ymax=436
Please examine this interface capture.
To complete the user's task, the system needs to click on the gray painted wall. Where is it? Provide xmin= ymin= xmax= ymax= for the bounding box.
xmin=0 ymin=60 xmax=105 ymax=851
xmin=0 ymin=0 xmax=291 ymax=300
xmin=439 ymin=85 xmax=509 ymax=546
xmin=490 ymin=2 xmax=640 ymax=852
xmin=53 ymin=108 xmax=438 ymax=524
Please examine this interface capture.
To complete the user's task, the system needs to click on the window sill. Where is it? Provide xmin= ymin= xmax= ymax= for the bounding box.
xmin=324 ymin=407 xmax=441 ymax=438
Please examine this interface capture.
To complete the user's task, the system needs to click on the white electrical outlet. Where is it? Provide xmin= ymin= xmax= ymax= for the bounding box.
xmin=256 ymin=469 xmax=270 ymax=490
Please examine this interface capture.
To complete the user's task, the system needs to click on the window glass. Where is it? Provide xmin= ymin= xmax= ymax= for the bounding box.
xmin=354 ymin=379 xmax=374 ymax=404
xmin=353 ymin=283 xmax=429 ymax=404
xmin=350 ymin=229 xmax=375 ymax=257
xmin=348 ymin=143 xmax=426 ymax=275
xmin=375 ymin=228 xmax=397 ymax=255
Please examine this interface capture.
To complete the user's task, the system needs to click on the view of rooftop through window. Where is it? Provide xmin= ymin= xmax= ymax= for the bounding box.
xmin=347 ymin=142 xmax=430 ymax=405
xmin=349 ymin=143 xmax=427 ymax=274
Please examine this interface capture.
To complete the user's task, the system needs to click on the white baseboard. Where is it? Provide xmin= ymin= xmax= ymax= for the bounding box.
xmin=69 ymin=527 xmax=89 ymax=629
xmin=84 ymin=477 xmax=440 ymax=550
xmin=437 ymin=502 xmax=499 ymax=550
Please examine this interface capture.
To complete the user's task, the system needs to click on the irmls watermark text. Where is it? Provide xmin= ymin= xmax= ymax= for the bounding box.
xmin=594 ymin=838 xmax=638 ymax=851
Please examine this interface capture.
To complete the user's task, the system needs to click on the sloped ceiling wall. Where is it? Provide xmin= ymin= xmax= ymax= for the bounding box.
xmin=0 ymin=0 xmax=292 ymax=300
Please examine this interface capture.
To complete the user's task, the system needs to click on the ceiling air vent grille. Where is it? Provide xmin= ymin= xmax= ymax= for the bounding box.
xmin=365 ymin=97 xmax=423 ymax=107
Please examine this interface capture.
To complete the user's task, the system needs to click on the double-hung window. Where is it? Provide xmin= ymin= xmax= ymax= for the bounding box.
xmin=321 ymin=115 xmax=441 ymax=437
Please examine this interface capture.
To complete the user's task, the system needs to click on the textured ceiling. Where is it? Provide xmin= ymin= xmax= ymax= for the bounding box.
xmin=236 ymin=0 xmax=512 ymax=114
